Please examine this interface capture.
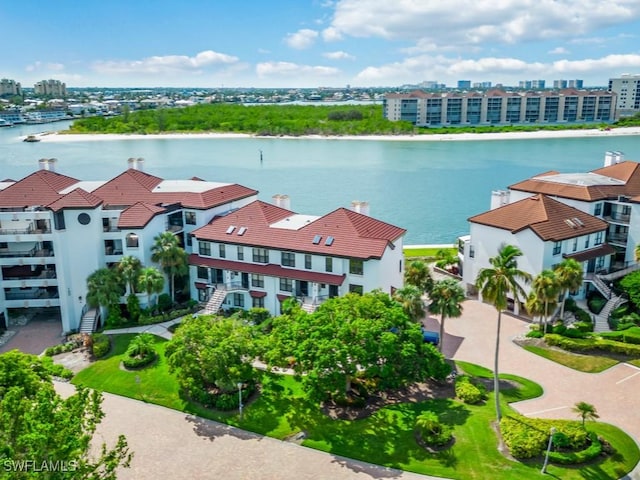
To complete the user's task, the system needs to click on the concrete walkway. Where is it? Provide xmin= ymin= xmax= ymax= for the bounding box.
xmin=103 ymin=317 xmax=183 ymax=340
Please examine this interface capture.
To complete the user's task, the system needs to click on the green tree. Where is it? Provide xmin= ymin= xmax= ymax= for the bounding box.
xmin=86 ymin=267 xmax=123 ymax=321
xmin=404 ymin=260 xmax=434 ymax=294
xmin=554 ymin=259 xmax=584 ymax=320
xmin=573 ymin=401 xmax=599 ymax=428
xmin=137 ymin=267 xmax=165 ymax=307
xmin=392 ymin=285 xmax=425 ymax=322
xmin=150 ymin=232 xmax=188 ymax=304
xmin=428 ymin=278 xmax=465 ymax=354
xmin=126 ymin=333 xmax=155 ymax=358
xmin=529 ymin=269 xmax=560 ymax=331
xmin=166 ymin=315 xmax=257 ymax=397
xmin=0 ymin=351 xmax=132 ymax=479
xmin=118 ymin=255 xmax=142 ymax=294
xmin=126 ymin=293 xmax=141 ymax=323
xmin=266 ymin=291 xmax=450 ymax=402
xmin=434 ymin=249 xmax=458 ymax=270
xmin=475 ymin=244 xmax=531 ymax=422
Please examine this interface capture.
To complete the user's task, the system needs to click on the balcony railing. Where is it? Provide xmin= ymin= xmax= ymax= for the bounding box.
xmin=2 ymin=270 xmax=57 ymax=281
xmin=0 ymin=247 xmax=54 ymax=258
xmin=604 ymin=213 xmax=630 ymax=224
xmin=0 ymin=225 xmax=52 ymax=235
xmin=5 ymin=290 xmax=60 ymax=300
xmin=607 ymin=234 xmax=628 ymax=245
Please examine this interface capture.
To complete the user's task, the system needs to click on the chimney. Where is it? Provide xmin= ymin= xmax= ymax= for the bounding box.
xmin=604 ymin=151 xmax=614 ymax=167
xmin=272 ymin=194 xmax=291 ymax=210
xmin=490 ymin=190 xmax=510 ymax=210
xmin=350 ymin=201 xmax=370 ymax=216
xmin=38 ymin=158 xmax=57 ymax=172
xmin=614 ymin=151 xmax=624 ymax=164
xmin=127 ymin=157 xmax=144 ymax=171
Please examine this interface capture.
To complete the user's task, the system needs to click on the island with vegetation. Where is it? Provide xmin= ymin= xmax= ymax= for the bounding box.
xmin=66 ymin=104 xmax=640 ymax=137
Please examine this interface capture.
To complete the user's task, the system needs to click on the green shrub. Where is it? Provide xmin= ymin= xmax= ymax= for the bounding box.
xmin=126 ymin=293 xmax=141 ymax=323
xmin=416 ymin=411 xmax=453 ymax=447
xmin=587 ymin=296 xmax=607 ymax=314
xmin=244 ymin=307 xmax=270 ymax=325
xmin=548 ymin=432 xmax=602 ymax=465
xmin=573 ymin=321 xmax=594 ymax=333
xmin=526 ymin=329 xmax=544 ymax=339
xmin=158 ymin=293 xmax=172 ymax=312
xmin=455 ymin=375 xmax=486 ymax=404
xmin=91 ymin=333 xmax=111 ymax=358
xmin=562 ymin=328 xmax=590 ymax=339
xmin=610 ymin=304 xmax=630 ymax=319
xmin=574 ymin=309 xmax=592 ymax=323
xmin=545 ymin=333 xmax=640 ymax=356
xmin=500 ymin=416 xmax=587 ymax=459
xmin=122 ymin=352 xmax=157 ymax=369
xmin=564 ymin=297 xmax=577 ymax=313
xmin=599 ymin=326 xmax=640 ymax=345
xmin=552 ymin=324 xmax=567 ymax=335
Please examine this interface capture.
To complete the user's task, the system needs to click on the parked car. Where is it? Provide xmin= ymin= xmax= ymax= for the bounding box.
xmin=421 ymin=328 xmax=440 ymax=345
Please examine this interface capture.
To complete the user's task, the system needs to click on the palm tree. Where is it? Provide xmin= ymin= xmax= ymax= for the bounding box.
xmin=428 ymin=278 xmax=465 ymax=353
xmin=138 ymin=267 xmax=165 ymax=307
xmin=118 ymin=255 xmax=142 ymax=294
xmin=404 ymin=260 xmax=434 ymax=294
xmin=86 ymin=267 xmax=123 ymax=320
xmin=151 ymin=231 xmax=188 ymax=303
xmin=530 ymin=269 xmax=560 ymax=332
xmin=554 ymin=259 xmax=584 ymax=320
xmin=434 ymin=249 xmax=458 ymax=271
xmin=573 ymin=401 xmax=599 ymax=428
xmin=393 ymin=285 xmax=425 ymax=322
xmin=475 ymin=244 xmax=532 ymax=422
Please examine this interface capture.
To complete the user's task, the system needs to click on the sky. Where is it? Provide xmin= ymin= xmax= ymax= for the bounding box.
xmin=2 ymin=0 xmax=640 ymax=89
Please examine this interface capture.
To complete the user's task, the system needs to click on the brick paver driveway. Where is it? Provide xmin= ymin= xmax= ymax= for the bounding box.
xmin=0 ymin=319 xmax=63 ymax=355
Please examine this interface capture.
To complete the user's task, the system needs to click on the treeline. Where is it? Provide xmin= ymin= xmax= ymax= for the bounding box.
xmin=68 ymin=104 xmax=414 ymax=136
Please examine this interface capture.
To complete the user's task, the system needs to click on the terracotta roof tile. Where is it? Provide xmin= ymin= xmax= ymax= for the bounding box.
xmin=118 ymin=202 xmax=166 ymax=229
xmin=469 ymin=194 xmax=608 ymax=241
xmin=47 ymin=188 xmax=103 ymax=212
xmin=563 ymin=244 xmax=615 ymax=262
xmin=192 ymin=201 xmax=405 ymax=260
xmin=0 ymin=170 xmax=79 ymax=208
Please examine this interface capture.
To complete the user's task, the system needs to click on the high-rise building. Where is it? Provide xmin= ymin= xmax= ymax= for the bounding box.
xmin=457 ymin=80 xmax=471 ymax=89
xmin=0 ymin=79 xmax=22 ymax=97
xmin=34 ymin=79 xmax=67 ymax=97
xmin=608 ymin=74 xmax=640 ymax=117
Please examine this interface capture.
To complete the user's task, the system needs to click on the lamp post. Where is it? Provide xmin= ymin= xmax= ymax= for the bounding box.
xmin=541 ymin=427 xmax=556 ymax=474
xmin=237 ymin=382 xmax=243 ymax=419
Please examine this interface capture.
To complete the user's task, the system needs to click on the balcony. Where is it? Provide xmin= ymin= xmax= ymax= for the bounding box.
xmin=2 ymin=265 xmax=56 ymax=281
xmin=607 ymin=234 xmax=628 ymax=246
xmin=0 ymin=246 xmax=54 ymax=258
xmin=604 ymin=213 xmax=630 ymax=225
xmin=4 ymin=289 xmax=59 ymax=301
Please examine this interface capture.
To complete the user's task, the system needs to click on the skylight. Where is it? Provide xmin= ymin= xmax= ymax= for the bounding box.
xmin=312 ymin=234 xmax=322 ymax=244
xmin=226 ymin=225 xmax=236 ymax=234
xmin=237 ymin=226 xmax=247 ymax=236
xmin=325 ymin=236 xmax=334 ymax=246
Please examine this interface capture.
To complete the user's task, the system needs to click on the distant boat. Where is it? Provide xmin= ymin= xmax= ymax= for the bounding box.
xmin=0 ymin=119 xmax=13 ymax=127
xmin=23 ymin=135 xmax=40 ymax=143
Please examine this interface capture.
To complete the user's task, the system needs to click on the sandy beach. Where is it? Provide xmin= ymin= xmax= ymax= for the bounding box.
xmin=34 ymin=126 xmax=640 ymax=143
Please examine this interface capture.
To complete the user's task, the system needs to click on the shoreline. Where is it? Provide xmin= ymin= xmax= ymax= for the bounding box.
xmin=34 ymin=126 xmax=640 ymax=143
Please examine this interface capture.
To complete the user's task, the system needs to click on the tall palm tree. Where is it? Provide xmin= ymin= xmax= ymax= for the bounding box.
xmin=572 ymin=401 xmax=599 ymax=428
xmin=554 ymin=259 xmax=584 ymax=320
xmin=530 ymin=269 xmax=560 ymax=332
xmin=118 ymin=255 xmax=142 ymax=294
xmin=86 ymin=267 xmax=123 ymax=320
xmin=475 ymin=244 xmax=531 ymax=422
xmin=150 ymin=231 xmax=188 ymax=303
xmin=404 ymin=260 xmax=434 ymax=294
xmin=138 ymin=267 xmax=165 ymax=307
xmin=428 ymin=278 xmax=465 ymax=354
xmin=392 ymin=285 xmax=425 ymax=322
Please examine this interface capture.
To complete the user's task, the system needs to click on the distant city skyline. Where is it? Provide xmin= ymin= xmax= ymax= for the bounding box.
xmin=3 ymin=0 xmax=640 ymax=89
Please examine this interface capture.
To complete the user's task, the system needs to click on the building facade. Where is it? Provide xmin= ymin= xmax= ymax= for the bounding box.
xmin=34 ymin=79 xmax=67 ymax=97
xmin=0 ymin=79 xmax=22 ymax=97
xmin=383 ymin=88 xmax=616 ymax=126
xmin=608 ymin=74 xmax=640 ymax=117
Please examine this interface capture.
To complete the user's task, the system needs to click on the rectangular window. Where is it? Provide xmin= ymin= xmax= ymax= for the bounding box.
xmin=237 ymin=246 xmax=244 ymax=261
xmin=594 ymin=203 xmax=602 ymax=216
xmin=53 ymin=211 xmax=65 ymax=230
xmin=219 ymin=244 xmax=226 ymax=258
xmin=595 ymin=231 xmax=603 ymax=245
xmin=126 ymin=233 xmax=139 ymax=248
xmin=233 ymin=293 xmax=244 ymax=307
xmin=469 ymin=246 xmax=475 ymax=258
xmin=185 ymin=211 xmax=196 ymax=225
xmin=572 ymin=238 xmax=578 ymax=252
xmin=349 ymin=259 xmax=364 ymax=275
xmin=199 ymin=241 xmax=211 ymax=256
xmin=281 ymin=251 xmax=295 ymax=267
xmin=325 ymin=257 xmax=333 ymax=272
xmin=585 ymin=236 xmax=590 ymax=248
xmin=197 ymin=266 xmax=208 ymax=280
xmin=553 ymin=241 xmax=562 ymax=255
xmin=305 ymin=254 xmax=312 ymax=270
xmin=252 ymin=296 xmax=265 ymax=308
xmin=349 ymin=284 xmax=363 ymax=295
xmin=279 ymin=278 xmax=293 ymax=292
xmin=253 ymin=248 xmax=268 ymax=263
xmin=251 ymin=274 xmax=264 ymax=288
xmin=596 ymin=256 xmax=605 ymax=269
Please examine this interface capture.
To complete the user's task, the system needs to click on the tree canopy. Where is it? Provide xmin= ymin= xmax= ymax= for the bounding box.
xmin=150 ymin=232 xmax=188 ymax=303
xmin=0 ymin=351 xmax=132 ymax=479
xmin=265 ymin=291 xmax=450 ymax=402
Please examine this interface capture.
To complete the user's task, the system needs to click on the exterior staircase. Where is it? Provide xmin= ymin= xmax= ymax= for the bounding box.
xmin=203 ymin=288 xmax=227 ymax=315
xmin=301 ymin=302 xmax=317 ymax=314
xmin=79 ymin=308 xmax=99 ymax=334
xmin=593 ymin=295 xmax=627 ymax=333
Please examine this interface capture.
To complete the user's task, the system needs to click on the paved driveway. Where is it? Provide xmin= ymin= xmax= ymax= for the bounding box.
xmin=438 ymin=300 xmax=640 ymax=446
xmin=0 ymin=319 xmax=63 ymax=355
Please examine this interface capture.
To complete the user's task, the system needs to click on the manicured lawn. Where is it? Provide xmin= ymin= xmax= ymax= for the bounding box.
xmin=403 ymin=247 xmax=456 ymax=258
xmin=73 ymin=335 xmax=640 ymax=480
xmin=628 ymin=358 xmax=640 ymax=368
xmin=523 ymin=345 xmax=619 ymax=373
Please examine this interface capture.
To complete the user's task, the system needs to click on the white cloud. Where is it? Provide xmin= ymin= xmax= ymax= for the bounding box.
xmin=327 ymin=0 xmax=640 ymax=48
xmin=25 ymin=61 xmax=65 ymax=72
xmin=285 ymin=29 xmax=319 ymax=50
xmin=93 ymin=50 xmax=238 ymax=75
xmin=321 ymin=26 xmax=343 ymax=42
xmin=323 ymin=51 xmax=355 ymax=60
xmin=548 ymin=47 xmax=570 ymax=55
xmin=256 ymin=61 xmax=339 ymax=78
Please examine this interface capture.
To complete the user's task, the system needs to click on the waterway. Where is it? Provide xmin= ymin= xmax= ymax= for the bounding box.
xmin=1 ymin=121 xmax=639 ymax=244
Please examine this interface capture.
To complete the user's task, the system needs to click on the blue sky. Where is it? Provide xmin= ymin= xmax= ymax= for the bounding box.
xmin=3 ymin=0 xmax=640 ymax=88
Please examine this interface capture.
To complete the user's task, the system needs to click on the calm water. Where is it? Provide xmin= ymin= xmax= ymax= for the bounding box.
xmin=1 ymin=122 xmax=639 ymax=244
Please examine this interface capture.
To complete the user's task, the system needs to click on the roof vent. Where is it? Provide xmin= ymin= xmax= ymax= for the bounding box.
xmin=127 ymin=157 xmax=145 ymax=171
xmin=312 ymin=234 xmax=322 ymax=245
xmin=564 ymin=219 xmax=577 ymax=228
xmin=237 ymin=226 xmax=247 ymax=236
xmin=226 ymin=225 xmax=236 ymax=234
xmin=573 ymin=217 xmax=584 ymax=227
xmin=325 ymin=236 xmax=334 ymax=246
xmin=38 ymin=158 xmax=57 ymax=172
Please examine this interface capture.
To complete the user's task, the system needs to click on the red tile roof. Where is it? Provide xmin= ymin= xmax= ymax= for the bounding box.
xmin=192 ymin=200 xmax=405 ymax=260
xmin=0 ymin=170 xmax=79 ymax=208
xmin=563 ymin=244 xmax=615 ymax=262
xmin=118 ymin=202 xmax=166 ymax=229
xmin=47 ymin=188 xmax=103 ymax=212
xmin=189 ymin=254 xmax=346 ymax=285
xmin=469 ymin=194 xmax=608 ymax=241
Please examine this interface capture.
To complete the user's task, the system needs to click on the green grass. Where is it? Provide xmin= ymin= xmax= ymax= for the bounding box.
xmin=403 ymin=247 xmax=456 ymax=258
xmin=73 ymin=335 xmax=639 ymax=480
xmin=523 ymin=345 xmax=620 ymax=373
xmin=629 ymin=359 xmax=640 ymax=368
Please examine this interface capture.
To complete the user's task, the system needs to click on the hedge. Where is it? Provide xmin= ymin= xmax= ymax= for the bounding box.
xmin=138 ymin=307 xmax=196 ymax=326
xmin=91 ymin=333 xmax=111 ymax=358
xmin=122 ymin=352 xmax=157 ymax=369
xmin=455 ymin=375 xmax=486 ymax=404
xmin=544 ymin=333 xmax=640 ymax=356
xmin=548 ymin=432 xmax=602 ymax=464
xmin=44 ymin=342 xmax=76 ymax=357
xmin=599 ymin=326 xmax=640 ymax=345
